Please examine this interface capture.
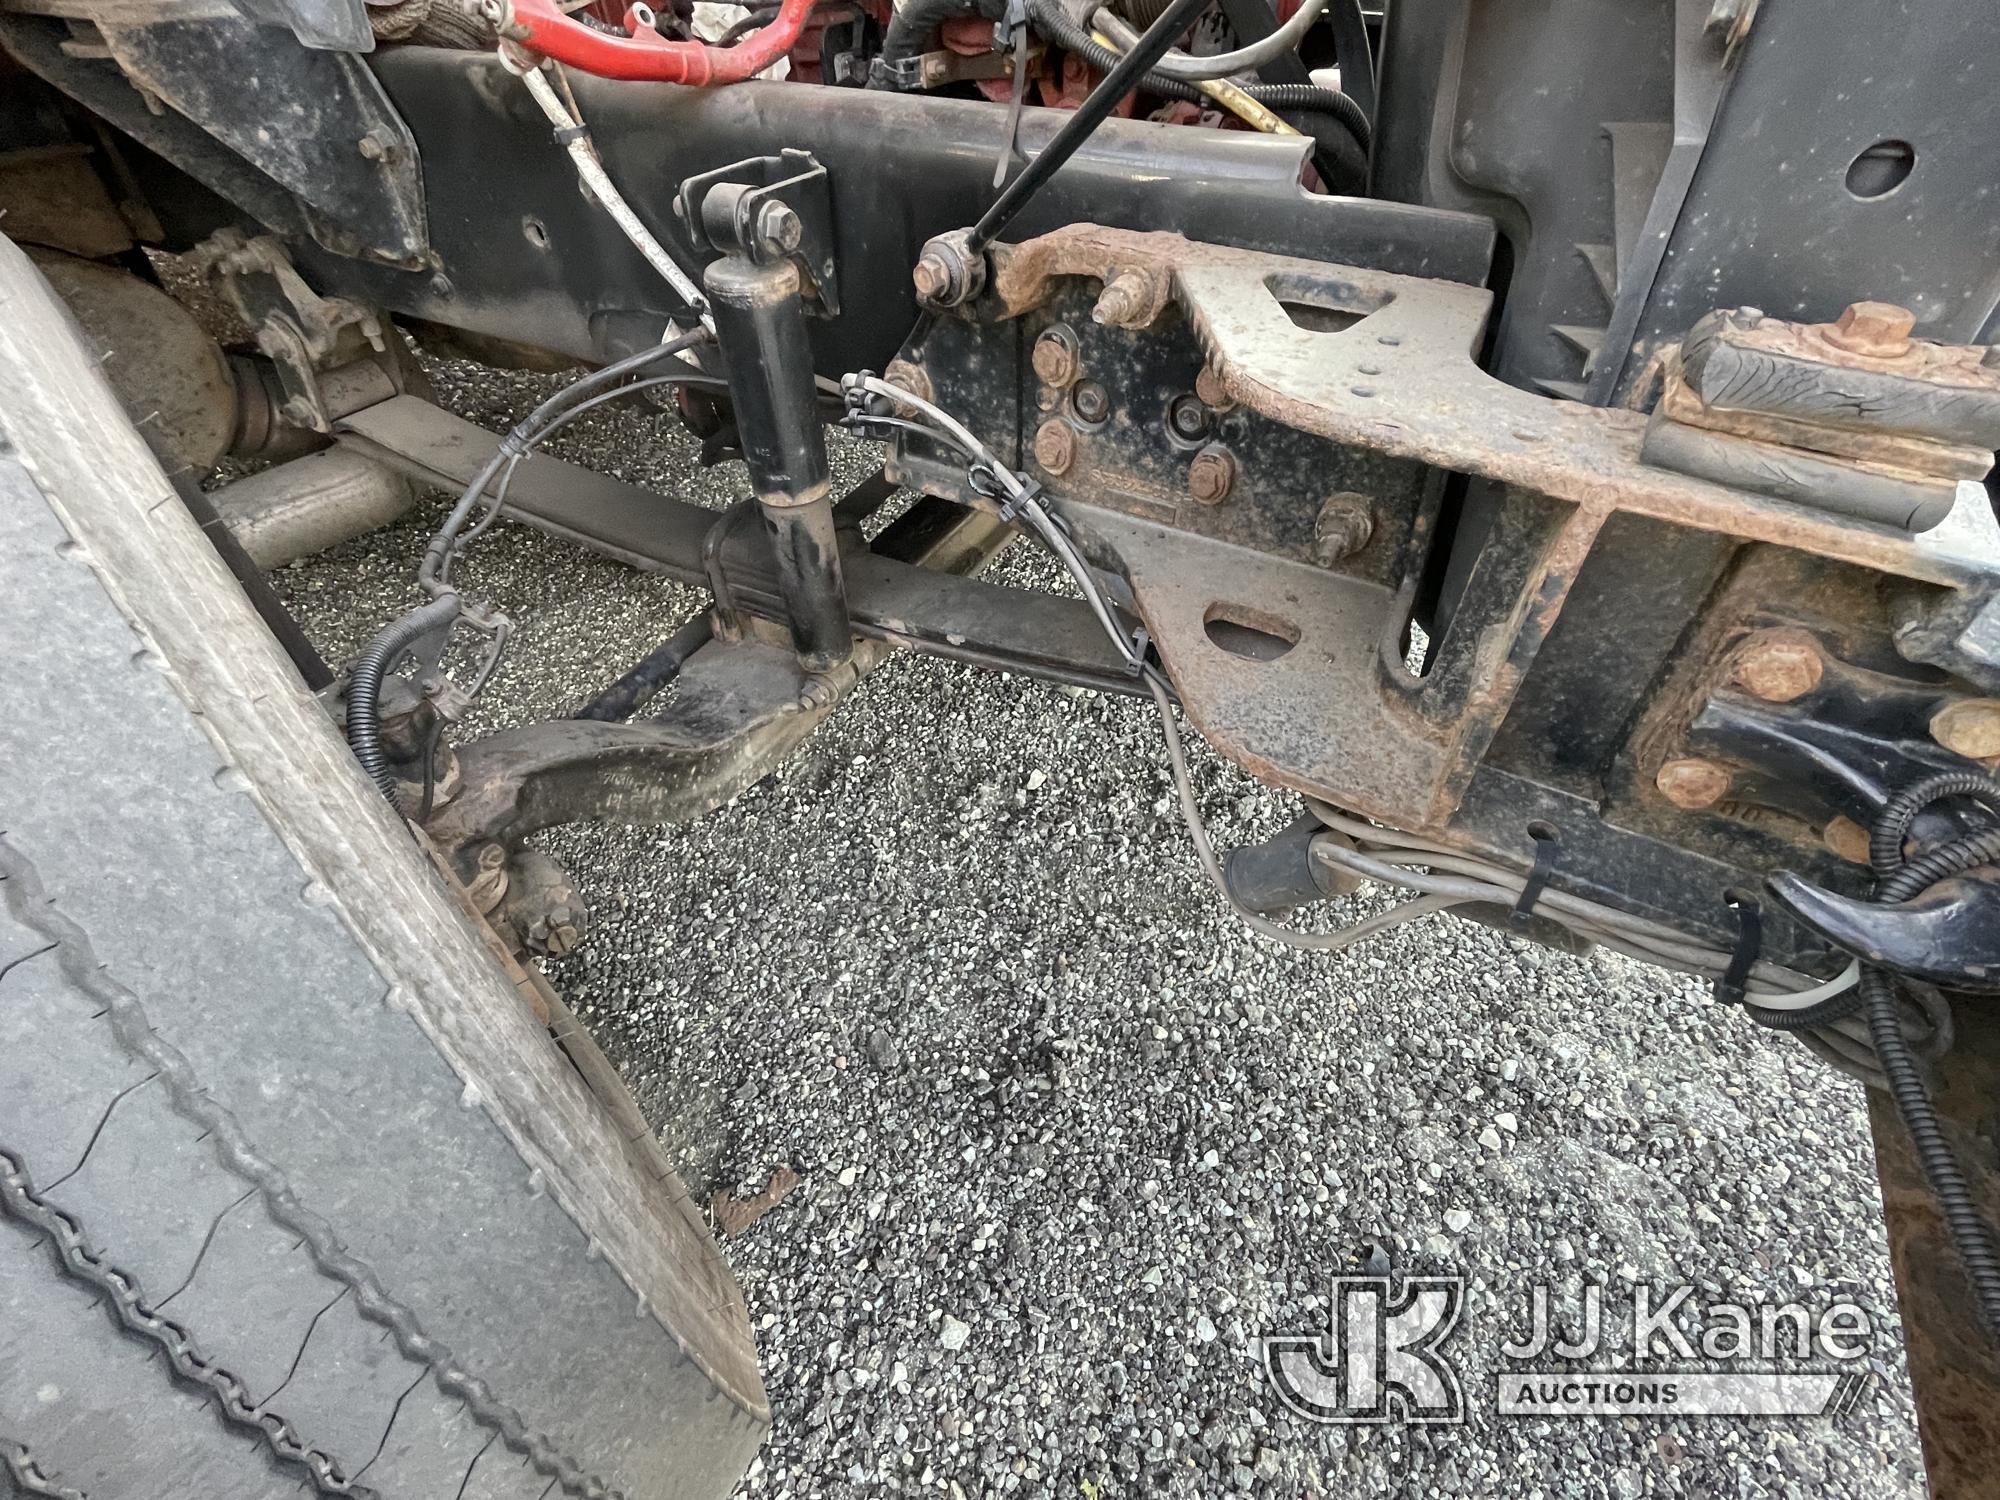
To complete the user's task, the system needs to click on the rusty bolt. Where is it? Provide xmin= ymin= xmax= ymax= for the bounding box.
xmin=1313 ymin=493 xmax=1374 ymax=565
xmin=1825 ymin=300 xmax=1916 ymax=359
xmin=1929 ymin=698 xmax=2000 ymax=760
xmin=1187 ymin=443 xmax=1236 ymax=505
xmin=1732 ymin=629 xmax=1823 ymax=703
xmin=1031 ymin=326 xmax=1081 ymax=388
xmin=528 ymin=908 xmax=582 ymax=958
xmin=1823 ymin=815 xmax=1872 ymax=866
xmin=911 ymin=252 xmax=951 ymax=303
xmin=882 ymin=357 xmax=933 ymax=406
xmin=1093 ymin=270 xmax=1152 ymax=329
xmin=1656 ymin=757 xmax=1732 ymax=810
xmin=357 ymin=128 xmax=396 ymax=162
xmin=1194 ymin=364 xmax=1235 ymax=411
xmin=1033 ymin=419 xmax=1077 ymax=476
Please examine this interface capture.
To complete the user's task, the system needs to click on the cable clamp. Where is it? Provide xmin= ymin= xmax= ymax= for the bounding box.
xmin=868 ymin=54 xmax=926 ymax=90
xmin=1125 ymin=627 xmax=1151 ymax=676
xmin=1509 ymin=825 xmax=1560 ymax=929
xmin=551 ymin=122 xmax=590 ymax=145
xmin=993 ymin=473 xmax=1043 ymax=523
xmin=1714 ymin=893 xmax=1763 ymax=1004
xmin=994 ymin=0 xmax=1031 ymax=52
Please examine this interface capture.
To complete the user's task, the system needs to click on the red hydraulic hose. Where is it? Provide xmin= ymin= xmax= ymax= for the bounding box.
xmin=509 ymin=0 xmax=817 ymax=82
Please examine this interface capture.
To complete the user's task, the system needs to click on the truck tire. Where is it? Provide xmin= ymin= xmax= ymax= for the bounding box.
xmin=0 ymin=235 xmax=766 ymax=1500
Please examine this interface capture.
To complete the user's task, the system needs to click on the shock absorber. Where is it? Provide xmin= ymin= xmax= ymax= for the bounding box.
xmin=704 ymin=253 xmax=853 ymax=673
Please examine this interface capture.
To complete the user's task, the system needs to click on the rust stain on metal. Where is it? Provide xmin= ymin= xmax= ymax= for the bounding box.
xmin=986 ymin=224 xmax=1975 ymax=587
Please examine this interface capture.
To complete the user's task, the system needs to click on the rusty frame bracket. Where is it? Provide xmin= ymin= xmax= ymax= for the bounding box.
xmin=892 ymin=224 xmax=1999 ymax=845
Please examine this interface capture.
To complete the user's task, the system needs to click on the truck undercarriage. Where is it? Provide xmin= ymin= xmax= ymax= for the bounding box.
xmin=5 ymin=0 xmax=2000 ymax=1490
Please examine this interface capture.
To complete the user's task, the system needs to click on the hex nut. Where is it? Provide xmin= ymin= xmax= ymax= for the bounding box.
xmin=1825 ymin=300 xmax=1916 ymax=359
xmin=1033 ymin=419 xmax=1077 ymax=476
xmin=1187 ymin=444 xmax=1236 ymax=506
xmin=1656 ymin=757 xmax=1732 ymax=810
xmin=1071 ymin=381 xmax=1109 ymax=424
xmin=1031 ymin=327 xmax=1080 ymax=388
xmin=883 ymin=358 xmax=933 ymax=406
xmin=1732 ymin=629 xmax=1823 ymax=703
xmin=1314 ymin=492 xmax=1374 ymax=564
xmin=1092 ymin=270 xmax=1152 ymax=329
xmin=1930 ymin=698 xmax=2000 ymax=760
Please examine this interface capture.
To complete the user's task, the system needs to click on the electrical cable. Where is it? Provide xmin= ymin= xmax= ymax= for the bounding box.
xmin=1850 ymin=785 xmax=2000 ymax=1335
xmin=421 ymin=328 xmax=713 ymax=594
xmin=1025 ymin=0 xmax=1368 ymax=150
xmin=1091 ymin=0 xmax=1326 ymax=80
xmin=512 ymin=63 xmax=713 ymax=322
xmin=345 ymin=592 xmax=463 ymax=810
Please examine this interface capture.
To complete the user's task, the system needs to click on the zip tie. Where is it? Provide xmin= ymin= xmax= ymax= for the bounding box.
xmin=1509 ymin=825 xmax=1560 ymax=929
xmin=1714 ymin=893 xmax=1763 ymax=1004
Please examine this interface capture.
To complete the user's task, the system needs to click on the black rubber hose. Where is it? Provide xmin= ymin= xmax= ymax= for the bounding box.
xmin=1870 ymin=769 xmax=2000 ymax=876
xmin=346 ymin=593 xmax=462 ymax=809
xmin=1023 ymin=0 xmax=1369 ymax=149
xmin=1232 ymin=81 xmax=1369 ymax=150
xmin=1866 ymin=815 xmax=2000 ymax=1334
xmin=1744 ymin=982 xmax=1869 ymax=1031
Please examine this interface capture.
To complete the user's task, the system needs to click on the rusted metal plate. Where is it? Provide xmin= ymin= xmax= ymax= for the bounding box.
xmin=986 ymin=224 xmax=1983 ymax=587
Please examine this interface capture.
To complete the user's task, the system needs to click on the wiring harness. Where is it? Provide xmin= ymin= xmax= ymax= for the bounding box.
xmin=345 ymin=327 xmax=723 ymax=812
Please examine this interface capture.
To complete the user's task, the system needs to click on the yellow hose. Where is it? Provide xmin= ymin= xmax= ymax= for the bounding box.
xmin=1087 ymin=27 xmax=1299 ymax=135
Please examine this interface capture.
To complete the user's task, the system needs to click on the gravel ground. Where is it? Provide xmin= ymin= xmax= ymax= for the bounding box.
xmin=268 ymin=351 xmax=1926 ymax=1499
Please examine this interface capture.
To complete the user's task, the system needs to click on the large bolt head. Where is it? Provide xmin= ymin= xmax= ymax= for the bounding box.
xmin=1930 ymin=698 xmax=2000 ymax=760
xmin=1826 ymin=300 xmax=1916 ymax=358
xmin=1187 ymin=444 xmax=1236 ymax=505
xmin=1732 ymin=629 xmax=1823 ymax=703
xmin=1031 ymin=328 xmax=1080 ymax=388
xmin=1033 ymin=419 xmax=1076 ymax=476
xmin=755 ymin=200 xmax=803 ymax=255
xmin=911 ymin=253 xmax=952 ymax=303
xmin=1656 ymin=757 xmax=1732 ymax=809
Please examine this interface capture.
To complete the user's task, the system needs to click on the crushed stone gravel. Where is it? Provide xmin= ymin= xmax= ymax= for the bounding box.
xmin=268 ymin=350 xmax=1926 ymax=1499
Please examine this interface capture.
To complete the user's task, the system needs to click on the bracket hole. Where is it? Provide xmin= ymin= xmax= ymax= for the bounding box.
xmin=522 ymin=215 xmax=550 ymax=249
xmin=1526 ymin=819 xmax=1559 ymax=844
xmin=1203 ymin=603 xmax=1299 ymax=662
xmin=1845 ymin=139 xmax=1915 ymax=199
xmin=1280 ymin=301 xmax=1365 ymax=334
